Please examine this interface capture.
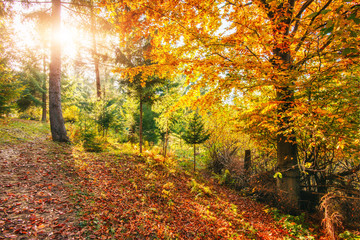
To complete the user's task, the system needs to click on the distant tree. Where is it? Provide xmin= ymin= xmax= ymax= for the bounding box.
xmin=25 ymin=10 xmax=51 ymax=122
xmin=119 ymin=74 xmax=164 ymax=153
xmin=0 ymin=4 xmax=20 ymax=116
xmin=0 ymin=66 xmax=19 ymax=116
xmin=116 ymin=36 xmax=164 ymax=153
xmin=181 ymin=112 xmax=210 ymax=172
xmin=94 ymin=98 xmax=117 ymax=137
xmin=127 ymin=102 xmax=159 ymax=144
xmin=70 ymin=0 xmax=105 ymax=98
xmin=153 ymin=77 xmax=184 ymax=157
xmin=16 ymin=64 xmax=45 ymax=113
xmin=89 ymin=0 xmax=101 ymax=99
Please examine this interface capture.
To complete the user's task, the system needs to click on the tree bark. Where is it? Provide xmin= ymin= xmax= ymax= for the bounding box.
xmin=193 ymin=144 xmax=196 ymax=172
xmin=49 ymin=0 xmax=69 ymax=142
xmin=244 ymin=149 xmax=251 ymax=174
xmin=275 ymin=76 xmax=300 ymax=207
xmin=163 ymin=120 xmax=169 ymax=157
xmin=41 ymin=54 xmax=47 ymax=122
xmin=165 ymin=126 xmax=168 ymax=157
xmin=266 ymin=0 xmax=300 ymax=207
xmin=90 ymin=0 xmax=101 ymax=99
xmin=139 ymin=96 xmax=143 ymax=154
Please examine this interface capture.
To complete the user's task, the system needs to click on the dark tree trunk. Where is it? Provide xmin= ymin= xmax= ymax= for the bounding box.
xmin=163 ymin=121 xmax=169 ymax=157
xmin=90 ymin=1 xmax=101 ymax=99
xmin=275 ymin=80 xmax=300 ymax=207
xmin=193 ymin=144 xmax=196 ymax=172
xmin=164 ymin=127 xmax=168 ymax=157
xmin=139 ymin=97 xmax=143 ymax=154
xmin=162 ymin=134 xmax=166 ymax=156
xmin=266 ymin=0 xmax=300 ymax=207
xmin=41 ymin=54 xmax=47 ymax=122
xmin=244 ymin=149 xmax=251 ymax=174
xmin=49 ymin=0 xmax=69 ymax=142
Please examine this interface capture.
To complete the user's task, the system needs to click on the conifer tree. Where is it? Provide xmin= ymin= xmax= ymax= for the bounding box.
xmin=181 ymin=112 xmax=210 ymax=172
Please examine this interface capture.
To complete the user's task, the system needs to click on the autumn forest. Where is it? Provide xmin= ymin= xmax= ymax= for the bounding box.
xmin=0 ymin=0 xmax=359 ymax=239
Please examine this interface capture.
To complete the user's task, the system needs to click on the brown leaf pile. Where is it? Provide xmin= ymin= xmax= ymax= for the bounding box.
xmin=0 ymin=129 xmax=313 ymax=239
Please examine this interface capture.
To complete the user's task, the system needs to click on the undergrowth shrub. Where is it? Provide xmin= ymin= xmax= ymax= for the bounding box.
xmin=63 ymin=105 xmax=79 ymax=123
xmin=18 ymin=107 xmax=41 ymax=121
xmin=81 ymin=131 xmax=104 ymax=152
xmin=250 ymin=171 xmax=278 ymax=204
xmin=213 ymin=169 xmax=249 ymax=191
xmin=189 ymin=179 xmax=212 ymax=198
xmin=205 ymin=139 xmax=252 ymax=191
xmin=206 ymin=141 xmax=240 ymax=174
xmin=141 ymin=148 xmax=178 ymax=174
xmin=269 ymin=208 xmax=316 ymax=239
xmin=339 ymin=231 xmax=360 ymax=240
xmin=68 ymin=124 xmax=105 ymax=152
xmin=320 ymin=191 xmax=360 ymax=240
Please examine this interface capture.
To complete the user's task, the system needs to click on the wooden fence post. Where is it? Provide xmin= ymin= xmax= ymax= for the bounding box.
xmin=244 ymin=150 xmax=251 ymax=174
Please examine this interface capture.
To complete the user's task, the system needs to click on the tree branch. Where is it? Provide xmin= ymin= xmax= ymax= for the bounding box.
xmin=295 ymin=34 xmax=335 ymax=69
xmin=291 ymin=0 xmax=315 ymax=35
xmin=327 ymin=164 xmax=360 ymax=181
xmin=115 ymin=48 xmax=134 ymax=68
xmin=294 ymin=0 xmax=333 ymax=52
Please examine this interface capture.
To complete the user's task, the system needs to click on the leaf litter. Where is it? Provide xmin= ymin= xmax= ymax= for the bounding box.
xmin=0 ymin=120 xmax=317 ymax=239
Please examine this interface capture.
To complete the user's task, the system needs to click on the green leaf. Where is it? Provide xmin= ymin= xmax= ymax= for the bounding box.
xmin=342 ymin=48 xmax=351 ymax=55
xmin=348 ymin=13 xmax=356 ymax=20
xmin=320 ymin=9 xmax=331 ymax=14
xmin=352 ymin=18 xmax=360 ymax=24
xmin=321 ymin=26 xmax=334 ymax=35
xmin=306 ymin=12 xmax=318 ymax=19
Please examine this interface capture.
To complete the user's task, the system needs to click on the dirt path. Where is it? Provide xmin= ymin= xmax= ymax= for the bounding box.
xmin=0 ymin=139 xmax=307 ymax=239
xmin=0 ymin=141 xmax=80 ymax=239
xmin=0 ymin=119 xmax=321 ymax=239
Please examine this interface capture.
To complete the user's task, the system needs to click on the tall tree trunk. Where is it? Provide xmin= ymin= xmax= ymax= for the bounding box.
xmin=103 ymin=66 xmax=107 ymax=99
xmin=244 ymin=149 xmax=251 ymax=174
xmin=164 ymin=126 xmax=168 ymax=157
xmin=49 ymin=0 xmax=69 ymax=142
xmin=163 ymin=120 xmax=168 ymax=157
xmin=268 ymin=0 xmax=300 ymax=207
xmin=139 ymin=96 xmax=143 ymax=154
xmin=276 ymin=86 xmax=300 ymax=207
xmin=193 ymin=144 xmax=196 ymax=172
xmin=41 ymin=54 xmax=47 ymax=122
xmin=90 ymin=0 xmax=101 ymax=99
xmin=274 ymin=52 xmax=300 ymax=207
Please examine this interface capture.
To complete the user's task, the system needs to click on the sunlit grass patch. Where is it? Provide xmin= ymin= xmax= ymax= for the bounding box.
xmin=0 ymin=118 xmax=49 ymax=143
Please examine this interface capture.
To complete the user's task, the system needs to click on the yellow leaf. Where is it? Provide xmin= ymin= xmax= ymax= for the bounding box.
xmin=37 ymin=224 xmax=45 ymax=229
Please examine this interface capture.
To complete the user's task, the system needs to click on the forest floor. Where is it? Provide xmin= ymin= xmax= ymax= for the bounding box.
xmin=0 ymin=119 xmax=326 ymax=239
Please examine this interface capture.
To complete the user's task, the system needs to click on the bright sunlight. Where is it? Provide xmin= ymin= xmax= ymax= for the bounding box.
xmin=0 ymin=0 xmax=359 ymax=239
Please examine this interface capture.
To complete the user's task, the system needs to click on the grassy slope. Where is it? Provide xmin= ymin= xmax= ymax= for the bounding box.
xmin=0 ymin=119 xmax=321 ymax=239
xmin=0 ymin=118 xmax=49 ymax=143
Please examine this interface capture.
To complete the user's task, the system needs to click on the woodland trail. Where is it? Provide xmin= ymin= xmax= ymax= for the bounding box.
xmin=0 ymin=140 xmax=80 ymax=239
xmin=0 ymin=140 xmax=298 ymax=240
xmin=0 ymin=119 xmax=318 ymax=239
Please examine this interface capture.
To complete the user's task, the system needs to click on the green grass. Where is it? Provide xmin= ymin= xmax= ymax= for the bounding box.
xmin=269 ymin=207 xmax=316 ymax=239
xmin=0 ymin=118 xmax=50 ymax=143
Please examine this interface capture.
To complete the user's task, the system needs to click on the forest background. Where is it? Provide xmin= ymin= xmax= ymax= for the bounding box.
xmin=0 ymin=0 xmax=359 ymax=239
